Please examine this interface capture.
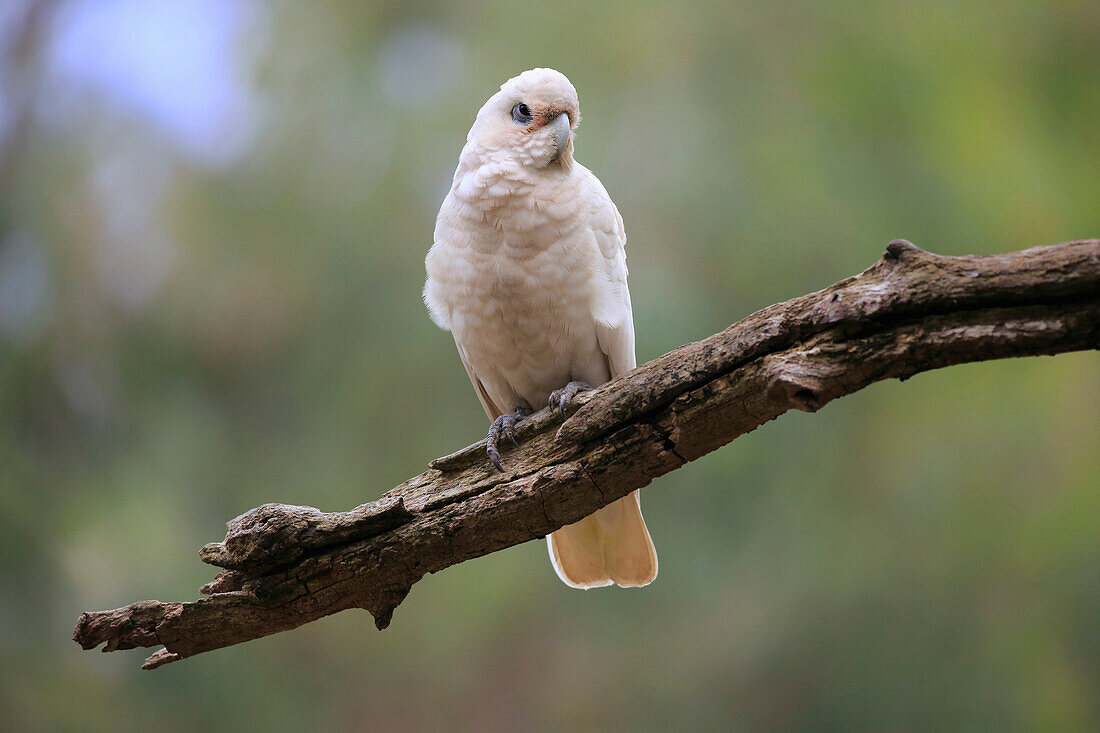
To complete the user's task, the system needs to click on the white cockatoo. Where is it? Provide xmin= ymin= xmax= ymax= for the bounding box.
xmin=423 ymin=68 xmax=657 ymax=589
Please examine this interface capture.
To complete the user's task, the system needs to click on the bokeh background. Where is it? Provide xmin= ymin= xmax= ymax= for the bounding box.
xmin=2 ymin=1 xmax=1098 ymax=730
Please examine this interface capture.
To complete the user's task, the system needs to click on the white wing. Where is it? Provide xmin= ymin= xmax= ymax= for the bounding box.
xmin=455 ymin=337 xmax=504 ymax=420
xmin=583 ymin=171 xmax=636 ymax=379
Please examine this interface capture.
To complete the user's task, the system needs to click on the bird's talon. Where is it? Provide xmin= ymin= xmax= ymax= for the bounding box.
xmin=548 ymin=381 xmax=593 ymax=417
xmin=486 ymin=408 xmax=530 ymax=471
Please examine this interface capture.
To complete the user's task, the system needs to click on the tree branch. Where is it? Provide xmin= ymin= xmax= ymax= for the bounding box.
xmin=73 ymin=239 xmax=1100 ymax=670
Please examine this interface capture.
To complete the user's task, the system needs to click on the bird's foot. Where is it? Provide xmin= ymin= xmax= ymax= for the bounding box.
xmin=487 ymin=407 xmax=531 ymax=471
xmin=548 ymin=381 xmax=593 ymax=417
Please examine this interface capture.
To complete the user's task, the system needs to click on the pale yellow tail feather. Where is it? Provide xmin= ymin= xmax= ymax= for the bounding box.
xmin=547 ymin=515 xmax=613 ymax=589
xmin=598 ymin=491 xmax=658 ymax=587
xmin=547 ymin=491 xmax=657 ymax=589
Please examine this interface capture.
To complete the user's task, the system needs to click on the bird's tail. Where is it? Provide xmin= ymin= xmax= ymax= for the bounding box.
xmin=547 ymin=490 xmax=657 ymax=589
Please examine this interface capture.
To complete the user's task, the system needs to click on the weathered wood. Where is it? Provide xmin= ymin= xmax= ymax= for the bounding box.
xmin=72 ymin=239 xmax=1100 ymax=669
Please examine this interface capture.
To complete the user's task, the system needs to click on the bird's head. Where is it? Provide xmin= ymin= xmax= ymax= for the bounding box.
xmin=467 ymin=68 xmax=580 ymax=170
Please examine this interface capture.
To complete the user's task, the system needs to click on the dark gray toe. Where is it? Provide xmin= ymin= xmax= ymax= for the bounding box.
xmin=485 ymin=407 xmax=531 ymax=471
xmin=548 ymin=381 xmax=593 ymax=416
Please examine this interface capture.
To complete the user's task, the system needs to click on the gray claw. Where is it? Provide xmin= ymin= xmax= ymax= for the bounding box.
xmin=486 ymin=408 xmax=530 ymax=471
xmin=487 ymin=444 xmax=504 ymax=472
xmin=548 ymin=381 xmax=593 ymax=417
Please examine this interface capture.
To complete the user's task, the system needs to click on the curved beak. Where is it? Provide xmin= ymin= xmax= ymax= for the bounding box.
xmin=547 ymin=112 xmax=572 ymax=163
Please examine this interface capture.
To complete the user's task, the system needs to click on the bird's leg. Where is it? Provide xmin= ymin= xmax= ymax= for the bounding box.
xmin=548 ymin=381 xmax=593 ymax=417
xmin=487 ymin=407 xmax=531 ymax=471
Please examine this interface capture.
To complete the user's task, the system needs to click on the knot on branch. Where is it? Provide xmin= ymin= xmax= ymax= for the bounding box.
xmin=764 ymin=352 xmax=835 ymax=412
xmin=366 ymin=585 xmax=413 ymax=631
xmin=883 ymin=239 xmax=925 ymax=261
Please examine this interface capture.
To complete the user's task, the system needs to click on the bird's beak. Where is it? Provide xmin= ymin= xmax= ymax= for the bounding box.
xmin=547 ymin=112 xmax=572 ymax=163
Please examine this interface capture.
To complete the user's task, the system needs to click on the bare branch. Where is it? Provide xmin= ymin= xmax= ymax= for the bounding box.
xmin=73 ymin=239 xmax=1100 ymax=669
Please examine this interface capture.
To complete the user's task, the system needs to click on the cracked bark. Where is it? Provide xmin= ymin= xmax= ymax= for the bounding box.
xmin=73 ymin=239 xmax=1100 ymax=670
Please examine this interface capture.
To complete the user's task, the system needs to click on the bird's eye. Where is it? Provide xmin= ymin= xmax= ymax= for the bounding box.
xmin=511 ymin=103 xmax=533 ymax=125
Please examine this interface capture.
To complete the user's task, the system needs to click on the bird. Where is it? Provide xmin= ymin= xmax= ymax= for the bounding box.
xmin=423 ymin=68 xmax=657 ymax=589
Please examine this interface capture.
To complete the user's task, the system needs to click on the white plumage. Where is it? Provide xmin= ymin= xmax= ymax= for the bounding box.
xmin=424 ymin=68 xmax=657 ymax=589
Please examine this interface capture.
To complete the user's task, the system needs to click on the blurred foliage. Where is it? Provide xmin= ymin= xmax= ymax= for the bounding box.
xmin=1 ymin=0 xmax=1098 ymax=730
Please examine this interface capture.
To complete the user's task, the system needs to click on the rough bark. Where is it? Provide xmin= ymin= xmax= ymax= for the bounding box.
xmin=73 ymin=239 xmax=1100 ymax=670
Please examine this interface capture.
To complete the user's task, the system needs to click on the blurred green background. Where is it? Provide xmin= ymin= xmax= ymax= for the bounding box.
xmin=2 ymin=1 xmax=1098 ymax=730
